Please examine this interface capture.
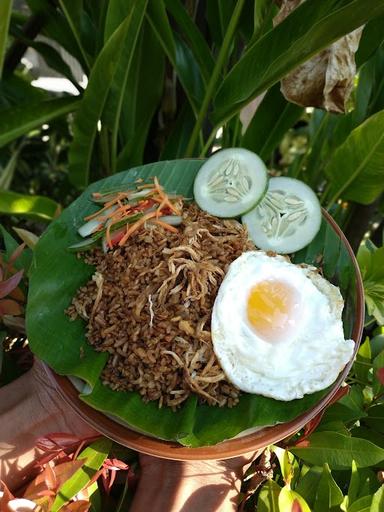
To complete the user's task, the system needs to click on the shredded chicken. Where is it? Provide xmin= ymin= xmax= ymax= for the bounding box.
xmin=67 ymin=204 xmax=256 ymax=408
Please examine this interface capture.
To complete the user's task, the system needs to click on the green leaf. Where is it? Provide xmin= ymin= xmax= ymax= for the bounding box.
xmin=325 ymin=110 xmax=384 ymax=205
xmin=213 ymin=0 xmax=384 ymax=123
xmin=116 ymin=19 xmax=164 ymax=170
xmin=146 ymin=0 xmax=204 ymax=115
xmin=241 ymin=84 xmax=303 ymax=162
xmin=271 ymin=446 xmax=296 ymax=485
xmin=0 ymin=0 xmax=12 ymax=78
xmin=68 ymin=4 xmax=146 ymax=188
xmin=291 ymin=432 xmax=384 ymax=470
xmin=256 ymin=480 xmax=281 ymax=512
xmin=160 ymin=103 xmax=195 ymax=159
xmin=354 ymin=337 xmax=372 ymax=384
xmin=0 ymin=190 xmax=60 ymax=221
xmin=253 ymin=0 xmax=276 ymax=42
xmin=314 ymin=463 xmax=344 ymax=512
xmin=278 ymin=486 xmax=311 ymax=512
xmin=352 ymin=426 xmax=384 ymax=450
xmin=101 ymin=0 xmax=148 ymax=172
xmin=27 ymin=0 xmax=87 ymax=69
xmin=0 ymin=224 xmax=32 ymax=271
xmin=58 ymin=0 xmax=92 ymax=70
xmin=355 ymin=15 xmax=384 ymax=68
xmin=0 ymin=74 xmax=48 ymax=110
xmin=52 ymin=437 xmax=111 ymax=511
xmin=373 ymin=350 xmax=384 ymax=396
xmin=363 ymin=404 xmax=384 ymax=435
xmin=349 ymin=495 xmax=373 ymax=512
xmin=0 ymin=97 xmax=79 ymax=148
xmin=27 ymin=159 xmax=359 ymax=447
xmin=348 ymin=460 xmax=360 ymax=506
xmin=164 ymin=0 xmax=214 ymax=84
xmin=370 ymin=334 xmax=384 ymax=359
xmin=370 ymin=485 xmax=384 ymax=512
xmin=357 ymin=241 xmax=384 ymax=325
xmin=295 ymin=466 xmax=323 ymax=508
xmin=27 ymin=40 xmax=81 ymax=92
xmin=0 ymin=146 xmax=20 ymax=190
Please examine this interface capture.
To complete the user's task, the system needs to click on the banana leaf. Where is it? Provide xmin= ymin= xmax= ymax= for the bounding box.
xmin=26 ymin=159 xmax=359 ymax=447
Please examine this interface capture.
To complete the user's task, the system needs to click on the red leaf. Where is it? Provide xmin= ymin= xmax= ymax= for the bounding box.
xmin=0 ymin=480 xmax=15 ymax=511
xmin=376 ymin=368 xmax=384 ymax=386
xmin=24 ymin=460 xmax=83 ymax=501
xmin=8 ymin=243 xmax=26 ymax=267
xmin=103 ymin=458 xmax=129 ymax=471
xmin=0 ymin=270 xmax=24 ymax=299
xmin=292 ymin=499 xmax=303 ymax=512
xmin=36 ymin=433 xmax=100 ymax=453
xmin=0 ymin=299 xmax=22 ymax=316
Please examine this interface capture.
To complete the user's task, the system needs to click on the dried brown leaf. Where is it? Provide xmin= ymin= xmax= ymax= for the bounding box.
xmin=274 ymin=0 xmax=363 ymax=113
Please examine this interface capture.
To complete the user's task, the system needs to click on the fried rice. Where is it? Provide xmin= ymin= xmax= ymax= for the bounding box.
xmin=67 ymin=203 xmax=256 ymax=408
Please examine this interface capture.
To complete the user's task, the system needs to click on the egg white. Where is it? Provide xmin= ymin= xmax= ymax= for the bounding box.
xmin=211 ymin=251 xmax=355 ymax=401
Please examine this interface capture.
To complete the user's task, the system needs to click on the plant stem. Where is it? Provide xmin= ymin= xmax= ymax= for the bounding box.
xmin=199 ymin=123 xmax=220 ymax=157
xmin=185 ymin=0 xmax=245 ymax=157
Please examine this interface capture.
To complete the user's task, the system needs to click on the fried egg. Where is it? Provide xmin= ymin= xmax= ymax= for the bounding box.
xmin=211 ymin=251 xmax=355 ymax=401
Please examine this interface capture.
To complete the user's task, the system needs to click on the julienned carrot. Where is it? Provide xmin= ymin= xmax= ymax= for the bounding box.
xmin=118 ymin=211 xmax=158 ymax=246
xmin=75 ymin=178 xmax=183 ymax=252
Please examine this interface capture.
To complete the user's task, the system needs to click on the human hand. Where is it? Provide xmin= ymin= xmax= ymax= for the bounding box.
xmin=131 ymin=451 xmax=263 ymax=512
xmin=0 ymin=358 xmax=99 ymax=490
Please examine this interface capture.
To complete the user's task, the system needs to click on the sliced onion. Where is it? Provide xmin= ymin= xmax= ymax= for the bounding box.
xmin=157 ymin=215 xmax=183 ymax=226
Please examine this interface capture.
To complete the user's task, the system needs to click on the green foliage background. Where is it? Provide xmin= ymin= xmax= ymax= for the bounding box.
xmin=1 ymin=0 xmax=384 ymax=510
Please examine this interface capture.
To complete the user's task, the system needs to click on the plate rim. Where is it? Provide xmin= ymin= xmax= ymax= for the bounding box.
xmin=42 ymin=208 xmax=365 ymax=460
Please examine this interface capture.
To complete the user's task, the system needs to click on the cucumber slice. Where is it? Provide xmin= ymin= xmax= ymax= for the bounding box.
xmin=193 ymin=148 xmax=268 ymax=217
xmin=242 ymin=177 xmax=321 ymax=254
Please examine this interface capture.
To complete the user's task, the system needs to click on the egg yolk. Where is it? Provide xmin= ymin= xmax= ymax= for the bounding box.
xmin=247 ymin=280 xmax=299 ymax=342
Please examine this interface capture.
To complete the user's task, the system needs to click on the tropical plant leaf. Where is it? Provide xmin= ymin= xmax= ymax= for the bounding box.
xmin=164 ymin=0 xmax=214 ymax=84
xmin=256 ymin=479 xmax=281 ymax=512
xmin=213 ymin=0 xmax=384 ymax=123
xmin=291 ymin=431 xmax=384 ymax=469
xmin=0 ymin=97 xmax=79 ymax=148
xmin=0 ymin=0 xmax=12 ymax=78
xmin=313 ymin=463 xmax=344 ymax=512
xmin=116 ymin=20 xmax=165 ymax=170
xmin=325 ymin=110 xmax=384 ymax=205
xmin=348 ymin=495 xmax=372 ymax=512
xmin=51 ymin=438 xmax=111 ymax=512
xmin=58 ymin=0 xmax=93 ymax=70
xmin=27 ymin=160 xmax=360 ymax=447
xmin=146 ymin=0 xmax=204 ymax=115
xmin=295 ymin=466 xmax=323 ymax=508
xmin=68 ymin=3 xmax=146 ymax=188
xmin=370 ymin=485 xmax=384 ymax=512
xmin=355 ymin=15 xmax=384 ymax=68
xmin=103 ymin=0 xmax=152 ymax=172
xmin=26 ymin=0 xmax=87 ymax=70
xmin=357 ymin=241 xmax=384 ymax=324
xmin=0 ymin=225 xmax=32 ymax=271
xmin=0 ymin=190 xmax=60 ymax=221
xmin=278 ymin=486 xmax=311 ymax=512
xmin=160 ymin=103 xmax=196 ymax=159
xmin=241 ymin=84 xmax=303 ymax=162
xmin=0 ymin=146 xmax=21 ymax=190
xmin=26 ymin=40 xmax=82 ymax=92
